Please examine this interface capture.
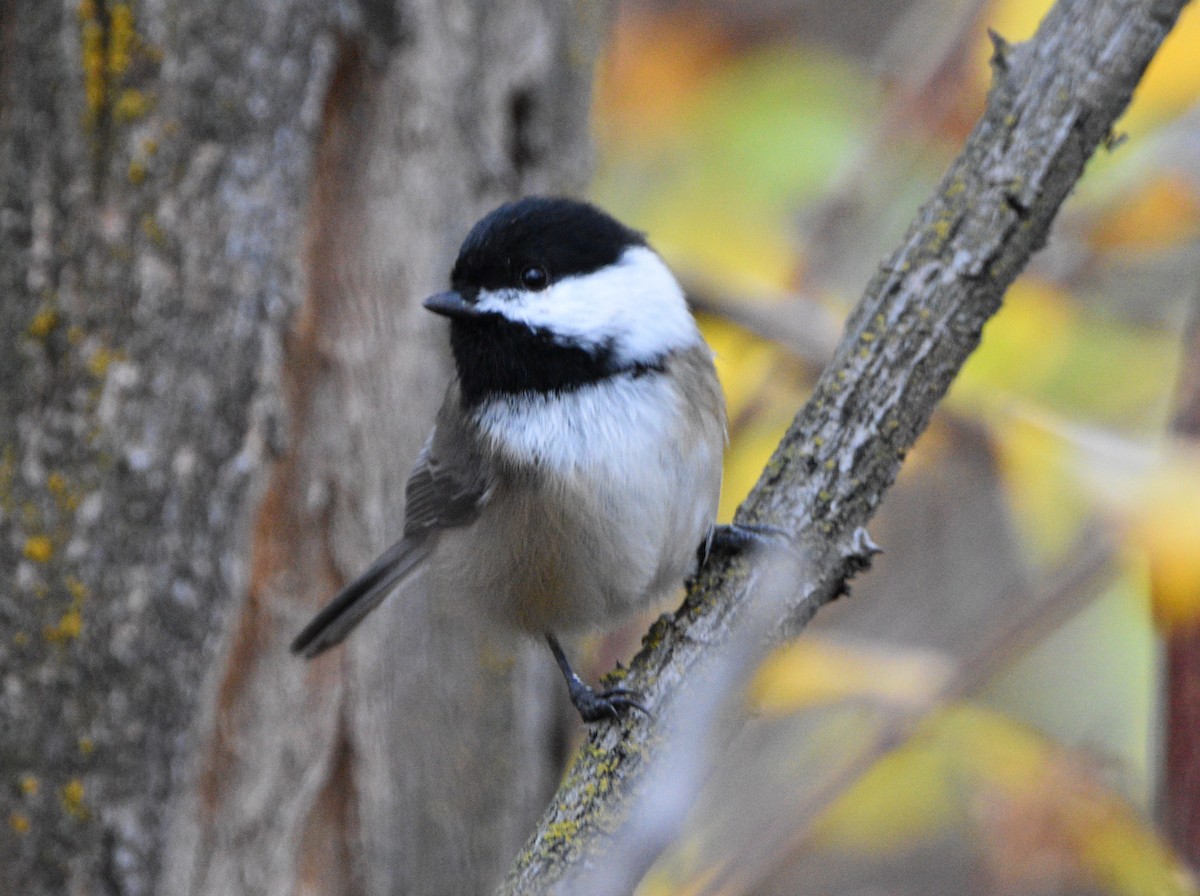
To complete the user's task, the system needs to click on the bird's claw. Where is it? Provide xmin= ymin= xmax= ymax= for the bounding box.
xmin=700 ymin=522 xmax=792 ymax=565
xmin=568 ymin=680 xmax=651 ymax=723
xmin=546 ymin=632 xmax=650 ymax=724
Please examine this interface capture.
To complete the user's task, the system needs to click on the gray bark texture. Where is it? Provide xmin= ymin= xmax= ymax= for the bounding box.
xmin=0 ymin=1 xmax=609 ymax=894
xmin=497 ymin=0 xmax=1192 ymax=892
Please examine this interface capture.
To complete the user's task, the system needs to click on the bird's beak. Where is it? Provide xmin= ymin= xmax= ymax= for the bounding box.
xmin=422 ymin=290 xmax=481 ymax=320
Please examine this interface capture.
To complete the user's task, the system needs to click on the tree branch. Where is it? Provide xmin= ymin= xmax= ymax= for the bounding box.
xmin=498 ymin=0 xmax=1190 ymax=892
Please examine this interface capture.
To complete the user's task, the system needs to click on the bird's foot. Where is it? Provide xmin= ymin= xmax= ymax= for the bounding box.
xmin=699 ymin=522 xmax=790 ymax=566
xmin=566 ymin=679 xmax=650 ymax=723
xmin=546 ymin=633 xmax=649 ymax=724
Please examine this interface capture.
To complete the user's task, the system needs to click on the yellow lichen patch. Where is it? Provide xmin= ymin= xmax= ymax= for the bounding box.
xmin=114 ymin=88 xmax=152 ymax=123
xmin=78 ymin=0 xmax=154 ymax=136
xmin=0 ymin=445 xmax=14 ymax=510
xmin=13 ymin=632 xmax=29 ymax=646
xmin=79 ymin=0 xmax=106 ymax=126
xmin=107 ymin=3 xmax=136 ymax=75
xmin=78 ymin=737 xmax=95 ymax=755
xmin=86 ymin=345 xmax=126 ymax=379
xmin=44 ymin=609 xmax=83 ymax=644
xmin=66 ymin=575 xmax=90 ymax=603
xmin=544 ymin=819 xmax=580 ymax=845
xmin=49 ymin=474 xmax=82 ymax=513
xmin=60 ymin=779 xmax=90 ymax=821
xmin=127 ymin=158 xmax=147 ymax=184
xmin=21 ymin=501 xmax=41 ymax=528
xmin=28 ymin=308 xmax=61 ymax=340
xmin=8 ymin=812 xmax=31 ymax=835
xmin=141 ymin=214 xmax=166 ymax=246
xmin=19 ymin=775 xmax=39 ymax=796
xmin=23 ymin=535 xmax=54 ymax=564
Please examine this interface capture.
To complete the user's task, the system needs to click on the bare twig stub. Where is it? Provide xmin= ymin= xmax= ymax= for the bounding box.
xmin=498 ymin=0 xmax=1190 ymax=892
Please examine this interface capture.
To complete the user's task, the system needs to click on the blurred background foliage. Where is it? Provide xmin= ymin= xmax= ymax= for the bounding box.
xmin=585 ymin=0 xmax=1200 ymax=893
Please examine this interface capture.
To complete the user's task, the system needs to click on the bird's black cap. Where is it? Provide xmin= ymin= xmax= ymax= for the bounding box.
xmin=449 ymin=196 xmax=646 ymax=296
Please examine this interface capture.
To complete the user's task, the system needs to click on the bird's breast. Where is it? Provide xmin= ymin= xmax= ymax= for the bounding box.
xmin=444 ymin=362 xmax=724 ymax=632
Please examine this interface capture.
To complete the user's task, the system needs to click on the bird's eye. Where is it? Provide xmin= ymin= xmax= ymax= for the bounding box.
xmin=519 ymin=264 xmax=549 ymax=291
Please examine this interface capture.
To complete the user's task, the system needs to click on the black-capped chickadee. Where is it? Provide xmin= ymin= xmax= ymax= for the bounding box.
xmin=291 ymin=196 xmax=750 ymax=722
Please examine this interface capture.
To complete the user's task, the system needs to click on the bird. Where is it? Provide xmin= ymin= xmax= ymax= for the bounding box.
xmin=291 ymin=196 xmax=755 ymax=722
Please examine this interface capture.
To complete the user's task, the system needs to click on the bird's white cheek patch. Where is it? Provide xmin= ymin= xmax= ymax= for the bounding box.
xmin=473 ymin=246 xmax=699 ymax=364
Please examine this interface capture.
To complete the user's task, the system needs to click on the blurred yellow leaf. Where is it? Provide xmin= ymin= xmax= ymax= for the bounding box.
xmin=953 ymin=274 xmax=1176 ymax=439
xmin=953 ymin=279 xmax=1077 ymax=406
xmin=1055 ymin=435 xmax=1200 ymax=634
xmin=719 ymin=417 xmax=791 ymax=522
xmin=702 ymin=315 xmax=780 ymax=422
xmin=748 ymin=637 xmax=952 ymax=715
xmin=947 ymin=709 xmax=1195 ymax=896
xmin=1127 ymin=447 xmax=1200 ymax=631
xmin=702 ymin=311 xmax=801 ymax=522
xmin=1118 ymin=2 xmax=1200 ymax=135
xmin=811 ymin=735 xmax=957 ymax=854
xmin=982 ymin=0 xmax=1052 ymax=43
xmin=814 ymin=707 xmax=1194 ymax=894
xmin=993 ymin=410 xmax=1091 ymax=560
xmin=651 ymin=195 xmax=802 ymax=295
xmin=1091 ymin=175 xmax=1200 ymax=251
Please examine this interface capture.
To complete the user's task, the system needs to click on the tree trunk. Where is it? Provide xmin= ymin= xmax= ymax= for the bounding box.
xmin=0 ymin=2 xmax=609 ymax=894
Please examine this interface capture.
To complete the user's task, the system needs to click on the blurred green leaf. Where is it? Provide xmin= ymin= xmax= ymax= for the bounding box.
xmin=595 ymin=45 xmax=878 ymax=293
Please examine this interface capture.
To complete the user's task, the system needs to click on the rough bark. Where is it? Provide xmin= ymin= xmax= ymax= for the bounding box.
xmin=497 ymin=0 xmax=1191 ymax=892
xmin=0 ymin=1 xmax=609 ymax=894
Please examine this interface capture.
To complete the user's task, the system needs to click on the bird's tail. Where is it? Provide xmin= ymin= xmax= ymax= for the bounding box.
xmin=290 ymin=536 xmax=431 ymax=658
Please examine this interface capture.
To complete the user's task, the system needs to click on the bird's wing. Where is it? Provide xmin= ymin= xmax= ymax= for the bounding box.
xmin=291 ymin=387 xmax=493 ymax=658
xmin=401 ymin=405 xmax=493 ymax=539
